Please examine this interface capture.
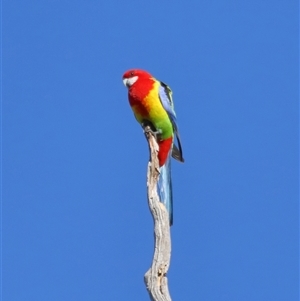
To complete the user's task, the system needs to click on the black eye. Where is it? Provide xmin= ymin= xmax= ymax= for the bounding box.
xmin=130 ymin=71 xmax=134 ymax=76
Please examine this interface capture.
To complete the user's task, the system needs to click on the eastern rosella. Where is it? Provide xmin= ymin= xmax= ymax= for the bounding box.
xmin=122 ymin=69 xmax=184 ymax=226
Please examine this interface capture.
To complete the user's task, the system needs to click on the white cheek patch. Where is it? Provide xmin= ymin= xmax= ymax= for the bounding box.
xmin=123 ymin=76 xmax=138 ymax=87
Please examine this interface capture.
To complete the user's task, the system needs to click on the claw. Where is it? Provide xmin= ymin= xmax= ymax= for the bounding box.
xmin=142 ymin=121 xmax=162 ymax=139
xmin=144 ymin=127 xmax=162 ymax=136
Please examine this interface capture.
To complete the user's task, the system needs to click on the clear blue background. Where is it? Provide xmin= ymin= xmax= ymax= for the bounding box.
xmin=3 ymin=1 xmax=298 ymax=300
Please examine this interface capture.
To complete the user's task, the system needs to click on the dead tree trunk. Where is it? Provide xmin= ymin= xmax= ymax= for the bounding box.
xmin=144 ymin=127 xmax=172 ymax=301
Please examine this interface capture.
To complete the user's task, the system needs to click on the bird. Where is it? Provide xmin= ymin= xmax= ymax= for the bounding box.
xmin=122 ymin=69 xmax=184 ymax=225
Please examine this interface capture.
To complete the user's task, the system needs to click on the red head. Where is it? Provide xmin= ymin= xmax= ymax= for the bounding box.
xmin=122 ymin=69 xmax=153 ymax=88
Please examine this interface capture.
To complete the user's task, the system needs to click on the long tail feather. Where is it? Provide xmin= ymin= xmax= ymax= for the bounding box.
xmin=157 ymin=155 xmax=173 ymax=226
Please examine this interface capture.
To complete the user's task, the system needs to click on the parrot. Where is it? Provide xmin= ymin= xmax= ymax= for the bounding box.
xmin=122 ymin=69 xmax=184 ymax=226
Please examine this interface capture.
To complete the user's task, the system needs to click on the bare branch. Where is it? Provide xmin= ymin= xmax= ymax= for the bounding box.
xmin=144 ymin=127 xmax=172 ymax=301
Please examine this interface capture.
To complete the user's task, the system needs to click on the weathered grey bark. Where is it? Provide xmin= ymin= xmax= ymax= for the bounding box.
xmin=144 ymin=127 xmax=172 ymax=301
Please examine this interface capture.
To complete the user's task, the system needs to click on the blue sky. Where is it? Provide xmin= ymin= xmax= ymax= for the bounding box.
xmin=3 ymin=1 xmax=298 ymax=300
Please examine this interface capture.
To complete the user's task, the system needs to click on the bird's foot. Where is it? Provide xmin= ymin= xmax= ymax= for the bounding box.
xmin=142 ymin=122 xmax=162 ymax=139
xmin=144 ymin=127 xmax=162 ymax=136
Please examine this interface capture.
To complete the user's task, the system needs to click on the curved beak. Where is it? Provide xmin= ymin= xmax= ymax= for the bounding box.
xmin=123 ymin=78 xmax=129 ymax=87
